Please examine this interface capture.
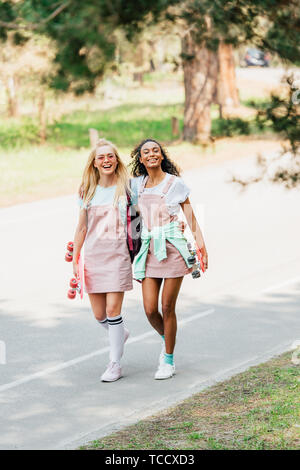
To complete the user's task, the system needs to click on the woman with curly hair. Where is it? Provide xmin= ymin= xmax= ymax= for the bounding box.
xmin=130 ymin=138 xmax=208 ymax=380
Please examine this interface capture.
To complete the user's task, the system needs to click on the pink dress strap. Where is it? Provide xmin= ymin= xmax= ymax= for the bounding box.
xmin=139 ymin=173 xmax=175 ymax=198
xmin=160 ymin=175 xmax=176 ymax=198
xmin=138 ymin=175 xmax=149 ymax=197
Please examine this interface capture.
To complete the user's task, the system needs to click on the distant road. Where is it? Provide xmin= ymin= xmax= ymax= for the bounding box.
xmin=236 ymin=66 xmax=300 ymax=86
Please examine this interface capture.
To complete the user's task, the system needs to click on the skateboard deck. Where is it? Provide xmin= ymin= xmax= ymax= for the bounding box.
xmin=78 ymin=253 xmax=84 ymax=299
xmin=196 ymin=245 xmax=205 ymax=273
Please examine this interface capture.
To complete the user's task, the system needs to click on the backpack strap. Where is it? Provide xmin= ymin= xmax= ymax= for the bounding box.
xmin=161 ymin=175 xmax=176 ymax=198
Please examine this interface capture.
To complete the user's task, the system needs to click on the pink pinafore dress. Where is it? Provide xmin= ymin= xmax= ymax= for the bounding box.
xmin=83 ymin=188 xmax=133 ymax=293
xmin=138 ymin=174 xmax=192 ymax=279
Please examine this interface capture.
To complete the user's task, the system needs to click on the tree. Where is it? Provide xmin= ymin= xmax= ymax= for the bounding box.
xmin=182 ymin=30 xmax=218 ymax=142
xmin=0 ymin=0 xmax=179 ymax=94
xmin=0 ymin=31 xmax=55 ymax=124
xmin=1 ymin=0 xmax=299 ymax=142
xmin=217 ymin=41 xmax=240 ymax=116
xmin=177 ymin=0 xmax=300 ymax=142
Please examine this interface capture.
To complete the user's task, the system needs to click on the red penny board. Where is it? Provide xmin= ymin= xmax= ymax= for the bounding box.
xmin=78 ymin=253 xmax=84 ymax=299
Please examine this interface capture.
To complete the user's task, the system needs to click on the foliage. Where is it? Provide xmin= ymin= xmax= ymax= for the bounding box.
xmin=0 ymin=30 xmax=55 ymax=84
xmin=0 ymin=0 xmax=180 ymax=94
xmin=212 ymin=117 xmax=251 ymax=138
xmin=256 ymin=77 xmax=299 ymax=154
xmin=0 ymin=1 xmax=299 ymax=93
xmin=233 ymin=76 xmax=300 ymax=188
xmin=0 ymin=117 xmax=40 ymax=148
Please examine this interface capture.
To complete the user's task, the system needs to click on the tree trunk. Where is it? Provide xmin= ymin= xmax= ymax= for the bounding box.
xmin=133 ymin=72 xmax=144 ymax=85
xmin=133 ymin=43 xmax=145 ymax=85
xmin=89 ymin=128 xmax=99 ymax=147
xmin=171 ymin=116 xmax=180 ymax=136
xmin=217 ymin=42 xmax=240 ymax=115
xmin=5 ymin=76 xmax=18 ymax=117
xmin=182 ymin=33 xmax=218 ymax=143
xmin=38 ymin=89 xmax=47 ymax=143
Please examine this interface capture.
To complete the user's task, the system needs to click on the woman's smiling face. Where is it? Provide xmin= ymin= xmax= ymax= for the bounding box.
xmin=94 ymin=145 xmax=118 ymax=176
xmin=139 ymin=141 xmax=164 ymax=170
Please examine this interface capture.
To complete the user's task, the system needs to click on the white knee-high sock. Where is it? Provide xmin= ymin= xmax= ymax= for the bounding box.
xmin=107 ymin=315 xmax=125 ymax=364
xmin=97 ymin=318 xmax=108 ymax=330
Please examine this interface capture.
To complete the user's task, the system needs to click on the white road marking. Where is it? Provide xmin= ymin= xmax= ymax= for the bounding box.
xmin=261 ymin=276 xmax=300 ymax=294
xmin=0 ymin=308 xmax=215 ymax=394
xmin=177 ymin=308 xmax=215 ymax=326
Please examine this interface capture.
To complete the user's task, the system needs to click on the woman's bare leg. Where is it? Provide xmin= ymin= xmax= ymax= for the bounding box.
xmin=88 ymin=292 xmax=124 ymax=320
xmin=106 ymin=292 xmax=124 ymax=317
xmin=142 ymin=277 xmax=164 ymax=336
xmin=88 ymin=293 xmax=107 ymax=321
xmin=161 ymin=277 xmax=183 ymax=354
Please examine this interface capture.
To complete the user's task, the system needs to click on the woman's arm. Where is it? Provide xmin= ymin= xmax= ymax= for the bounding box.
xmin=73 ymin=209 xmax=87 ymax=276
xmin=180 ymin=197 xmax=208 ymax=271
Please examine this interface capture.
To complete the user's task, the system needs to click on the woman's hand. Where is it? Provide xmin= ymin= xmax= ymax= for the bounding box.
xmin=73 ymin=261 xmax=79 ymax=278
xmin=198 ymin=245 xmax=208 ymax=272
xmin=178 ymin=221 xmax=186 ymax=233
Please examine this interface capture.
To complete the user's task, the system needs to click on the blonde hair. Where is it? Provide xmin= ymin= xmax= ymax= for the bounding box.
xmin=79 ymin=138 xmax=130 ymax=207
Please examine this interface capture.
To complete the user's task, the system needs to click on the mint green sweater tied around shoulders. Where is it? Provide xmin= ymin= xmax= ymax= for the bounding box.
xmin=134 ymin=221 xmax=193 ymax=281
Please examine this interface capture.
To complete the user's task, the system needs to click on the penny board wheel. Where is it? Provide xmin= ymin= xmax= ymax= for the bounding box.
xmin=70 ymin=278 xmax=78 ymax=288
xmin=65 ymin=253 xmax=73 ymax=262
xmin=68 ymin=289 xmax=76 ymax=299
xmin=67 ymin=242 xmax=74 ymax=252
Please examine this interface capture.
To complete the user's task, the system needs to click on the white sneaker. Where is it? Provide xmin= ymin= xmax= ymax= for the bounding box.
xmin=101 ymin=362 xmax=122 ymax=382
xmin=154 ymin=362 xmax=176 ymax=380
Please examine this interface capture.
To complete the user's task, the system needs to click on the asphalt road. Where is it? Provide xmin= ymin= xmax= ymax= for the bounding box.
xmin=236 ymin=66 xmax=298 ymax=86
xmin=0 ymin=150 xmax=299 ymax=450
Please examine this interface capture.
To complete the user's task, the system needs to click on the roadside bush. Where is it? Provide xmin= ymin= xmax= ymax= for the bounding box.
xmin=0 ymin=118 xmax=40 ymax=149
xmin=212 ymin=117 xmax=251 ymax=137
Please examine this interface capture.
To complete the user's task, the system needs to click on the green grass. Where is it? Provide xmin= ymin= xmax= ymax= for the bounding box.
xmin=80 ymin=352 xmax=300 ymax=450
xmin=47 ymin=103 xmax=184 ymax=148
xmin=0 ymin=103 xmax=184 ymax=150
xmin=0 ymin=99 xmax=270 ymax=152
xmin=0 ymin=100 xmax=249 ymax=206
xmin=243 ymin=98 xmax=272 ymax=110
xmin=0 ymin=145 xmax=88 ymax=206
xmin=0 ymin=117 xmax=40 ymax=149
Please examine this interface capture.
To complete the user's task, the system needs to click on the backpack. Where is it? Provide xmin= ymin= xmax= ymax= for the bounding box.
xmin=126 ymin=192 xmax=142 ymax=263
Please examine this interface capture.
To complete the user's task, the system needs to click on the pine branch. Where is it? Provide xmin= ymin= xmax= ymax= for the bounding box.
xmin=0 ymin=1 xmax=71 ymax=31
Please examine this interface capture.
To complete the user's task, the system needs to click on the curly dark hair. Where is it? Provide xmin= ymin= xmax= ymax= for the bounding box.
xmin=130 ymin=138 xmax=180 ymax=177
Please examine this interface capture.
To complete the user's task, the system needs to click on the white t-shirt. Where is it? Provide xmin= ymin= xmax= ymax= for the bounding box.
xmin=130 ymin=173 xmax=190 ymax=216
xmin=78 ymin=185 xmax=127 ymax=226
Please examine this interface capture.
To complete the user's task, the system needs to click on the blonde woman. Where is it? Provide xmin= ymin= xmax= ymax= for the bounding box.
xmin=73 ymin=139 xmax=132 ymax=382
